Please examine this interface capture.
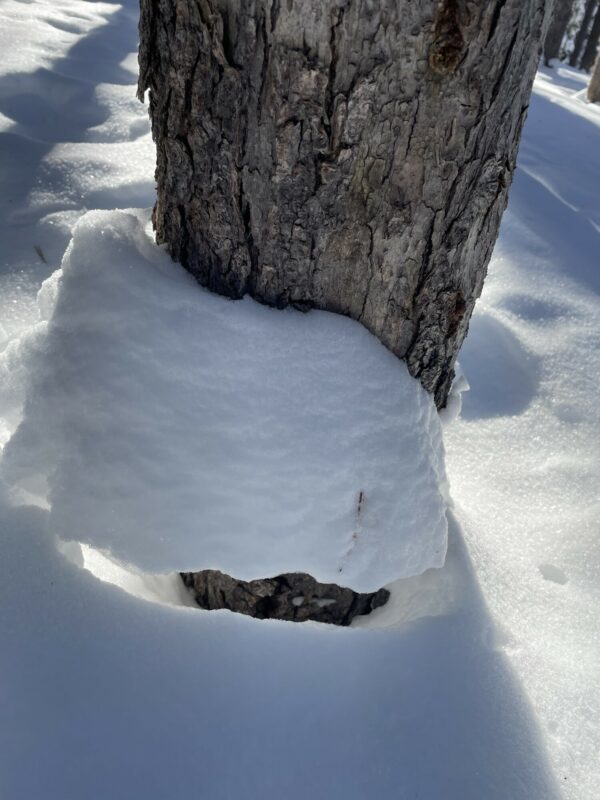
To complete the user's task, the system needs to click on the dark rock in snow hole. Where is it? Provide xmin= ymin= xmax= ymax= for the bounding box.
xmin=180 ymin=570 xmax=390 ymax=626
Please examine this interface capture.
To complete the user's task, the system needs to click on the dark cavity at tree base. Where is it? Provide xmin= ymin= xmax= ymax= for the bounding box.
xmin=180 ymin=570 xmax=390 ymax=626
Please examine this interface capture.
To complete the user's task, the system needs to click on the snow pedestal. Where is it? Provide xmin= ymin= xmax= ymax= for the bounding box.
xmin=2 ymin=210 xmax=448 ymax=592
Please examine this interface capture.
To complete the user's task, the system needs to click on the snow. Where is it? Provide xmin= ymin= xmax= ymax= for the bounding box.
xmin=1 ymin=208 xmax=447 ymax=590
xmin=442 ymin=63 xmax=600 ymax=799
xmin=0 ymin=499 xmax=561 ymax=800
xmin=0 ymin=0 xmax=154 ymax=340
xmin=0 ymin=4 xmax=599 ymax=799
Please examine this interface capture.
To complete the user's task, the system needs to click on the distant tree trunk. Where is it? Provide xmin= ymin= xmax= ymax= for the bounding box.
xmin=588 ymin=54 xmax=600 ymax=99
xmin=544 ymin=0 xmax=575 ymax=64
xmin=581 ymin=4 xmax=600 ymax=69
xmin=138 ymin=0 xmax=551 ymax=408
xmin=570 ymin=0 xmax=598 ymax=66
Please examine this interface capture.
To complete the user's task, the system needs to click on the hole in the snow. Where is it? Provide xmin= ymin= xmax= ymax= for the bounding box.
xmin=58 ymin=540 xmax=389 ymax=626
xmin=180 ymin=570 xmax=390 ymax=626
xmin=58 ymin=540 xmax=197 ymax=608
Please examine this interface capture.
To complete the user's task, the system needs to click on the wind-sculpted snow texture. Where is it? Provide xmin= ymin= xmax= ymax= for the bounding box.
xmin=0 ymin=2 xmax=599 ymax=800
xmin=2 ymin=209 xmax=448 ymax=590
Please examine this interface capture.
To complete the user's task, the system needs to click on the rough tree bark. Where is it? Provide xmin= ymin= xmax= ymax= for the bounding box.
xmin=570 ymin=0 xmax=598 ymax=67
xmin=588 ymin=53 xmax=600 ymax=100
xmin=138 ymin=0 xmax=550 ymax=409
xmin=544 ymin=0 xmax=575 ymax=64
xmin=581 ymin=3 xmax=600 ymax=69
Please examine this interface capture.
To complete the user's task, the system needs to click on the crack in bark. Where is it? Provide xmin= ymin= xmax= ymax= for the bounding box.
xmin=359 ymin=223 xmax=375 ymax=321
xmin=489 ymin=22 xmax=520 ymax=109
xmin=220 ymin=10 xmax=238 ymax=69
xmin=257 ymin=7 xmax=271 ymax=126
xmin=324 ymin=5 xmax=344 ymax=147
xmin=487 ymin=0 xmax=509 ymax=45
xmin=270 ymin=0 xmax=280 ymax=34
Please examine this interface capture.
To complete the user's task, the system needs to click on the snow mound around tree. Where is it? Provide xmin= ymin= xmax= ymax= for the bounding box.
xmin=1 ymin=209 xmax=448 ymax=590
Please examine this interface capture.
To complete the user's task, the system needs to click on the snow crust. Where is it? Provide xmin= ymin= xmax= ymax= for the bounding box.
xmin=2 ymin=209 xmax=448 ymax=590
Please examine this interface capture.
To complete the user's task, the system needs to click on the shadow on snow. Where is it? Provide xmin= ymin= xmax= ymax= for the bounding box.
xmin=0 ymin=499 xmax=564 ymax=800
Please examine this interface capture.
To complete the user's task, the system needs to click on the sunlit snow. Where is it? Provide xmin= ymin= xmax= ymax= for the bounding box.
xmin=2 ymin=208 xmax=447 ymax=590
xmin=0 ymin=2 xmax=599 ymax=799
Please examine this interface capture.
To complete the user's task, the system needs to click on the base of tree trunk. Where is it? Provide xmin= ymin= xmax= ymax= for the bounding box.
xmin=138 ymin=0 xmax=551 ymax=409
xmin=180 ymin=570 xmax=390 ymax=626
xmin=543 ymin=0 xmax=575 ymax=65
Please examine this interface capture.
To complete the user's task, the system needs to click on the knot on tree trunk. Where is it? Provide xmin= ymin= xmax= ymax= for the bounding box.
xmin=429 ymin=0 xmax=466 ymax=75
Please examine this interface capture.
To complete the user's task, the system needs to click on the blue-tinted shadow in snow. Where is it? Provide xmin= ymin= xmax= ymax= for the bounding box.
xmin=459 ymin=312 xmax=540 ymax=420
xmin=0 ymin=498 xmax=563 ymax=800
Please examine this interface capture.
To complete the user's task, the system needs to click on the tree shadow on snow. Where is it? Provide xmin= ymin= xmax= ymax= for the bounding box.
xmin=0 ymin=3 xmax=139 ymax=142
xmin=509 ymin=91 xmax=600 ymax=296
xmin=537 ymin=64 xmax=589 ymax=93
xmin=0 ymin=1 xmax=151 ymax=277
xmin=0 ymin=499 xmax=563 ymax=800
xmin=0 ymin=13 xmax=568 ymax=797
xmin=458 ymin=311 xmax=540 ymax=420
xmin=509 ymin=167 xmax=600 ymax=296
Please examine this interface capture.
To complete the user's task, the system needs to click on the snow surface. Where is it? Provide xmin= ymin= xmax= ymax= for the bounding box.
xmin=1 ymin=499 xmax=562 ymax=800
xmin=1 ymin=207 xmax=447 ymax=590
xmin=0 ymin=3 xmax=599 ymax=799
xmin=442 ymin=63 xmax=600 ymax=799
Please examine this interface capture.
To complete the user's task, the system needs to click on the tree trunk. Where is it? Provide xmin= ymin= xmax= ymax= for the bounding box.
xmin=570 ymin=0 xmax=598 ymax=66
xmin=138 ymin=0 xmax=550 ymax=409
xmin=588 ymin=53 xmax=600 ymax=99
xmin=581 ymin=3 xmax=600 ymax=69
xmin=544 ymin=0 xmax=575 ymax=64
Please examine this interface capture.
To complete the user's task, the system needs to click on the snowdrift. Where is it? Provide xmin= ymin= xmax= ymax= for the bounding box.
xmin=1 ymin=209 xmax=448 ymax=590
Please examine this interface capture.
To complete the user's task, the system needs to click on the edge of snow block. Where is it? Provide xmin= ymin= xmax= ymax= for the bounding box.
xmin=1 ymin=209 xmax=449 ymax=591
